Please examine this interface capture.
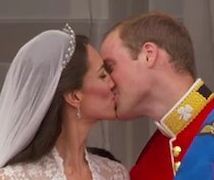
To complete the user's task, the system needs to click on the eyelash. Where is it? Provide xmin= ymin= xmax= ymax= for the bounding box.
xmin=99 ymin=71 xmax=108 ymax=79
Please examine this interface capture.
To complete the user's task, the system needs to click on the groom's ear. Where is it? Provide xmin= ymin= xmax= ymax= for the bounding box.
xmin=138 ymin=42 xmax=159 ymax=68
xmin=63 ymin=90 xmax=82 ymax=108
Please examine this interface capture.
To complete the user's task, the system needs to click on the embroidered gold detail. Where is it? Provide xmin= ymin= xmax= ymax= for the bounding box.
xmin=162 ymin=80 xmax=214 ymax=136
xmin=177 ymin=104 xmax=193 ymax=121
xmin=200 ymin=122 xmax=214 ymax=135
xmin=172 ymin=146 xmax=182 ymax=158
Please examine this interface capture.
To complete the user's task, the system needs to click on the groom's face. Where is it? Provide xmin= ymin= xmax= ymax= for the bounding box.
xmin=101 ymin=30 xmax=145 ymax=120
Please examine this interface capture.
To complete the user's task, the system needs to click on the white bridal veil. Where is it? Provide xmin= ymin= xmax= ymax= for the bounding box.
xmin=0 ymin=25 xmax=75 ymax=167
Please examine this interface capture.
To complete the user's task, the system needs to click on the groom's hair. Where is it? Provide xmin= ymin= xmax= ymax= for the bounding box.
xmin=104 ymin=12 xmax=196 ymax=78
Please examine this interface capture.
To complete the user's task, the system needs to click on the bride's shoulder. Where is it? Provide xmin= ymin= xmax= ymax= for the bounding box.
xmin=0 ymin=168 xmax=9 ymax=180
xmin=0 ymin=154 xmax=52 ymax=180
xmin=0 ymin=163 xmax=26 ymax=180
xmin=88 ymin=151 xmax=130 ymax=179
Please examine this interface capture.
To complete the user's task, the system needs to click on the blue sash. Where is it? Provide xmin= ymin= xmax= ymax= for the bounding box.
xmin=175 ymin=109 xmax=214 ymax=180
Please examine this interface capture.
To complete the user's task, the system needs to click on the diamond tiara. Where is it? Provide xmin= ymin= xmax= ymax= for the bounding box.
xmin=62 ymin=23 xmax=76 ymax=68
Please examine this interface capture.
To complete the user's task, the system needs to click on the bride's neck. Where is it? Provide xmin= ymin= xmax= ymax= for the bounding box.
xmin=56 ymin=117 xmax=93 ymax=170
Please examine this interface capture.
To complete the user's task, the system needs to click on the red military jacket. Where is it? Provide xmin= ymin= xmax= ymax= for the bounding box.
xmin=130 ymin=79 xmax=214 ymax=180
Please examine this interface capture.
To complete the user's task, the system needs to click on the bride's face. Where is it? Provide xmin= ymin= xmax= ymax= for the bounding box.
xmin=80 ymin=44 xmax=116 ymax=121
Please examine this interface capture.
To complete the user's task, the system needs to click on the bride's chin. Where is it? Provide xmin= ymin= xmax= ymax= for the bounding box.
xmin=104 ymin=110 xmax=117 ymax=120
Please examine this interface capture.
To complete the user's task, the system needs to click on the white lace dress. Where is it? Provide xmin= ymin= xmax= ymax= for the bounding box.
xmin=0 ymin=148 xmax=129 ymax=180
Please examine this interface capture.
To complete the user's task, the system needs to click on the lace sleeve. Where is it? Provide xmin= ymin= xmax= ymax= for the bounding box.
xmin=88 ymin=153 xmax=130 ymax=180
xmin=0 ymin=169 xmax=10 ymax=180
xmin=109 ymin=161 xmax=130 ymax=180
xmin=0 ymin=151 xmax=65 ymax=180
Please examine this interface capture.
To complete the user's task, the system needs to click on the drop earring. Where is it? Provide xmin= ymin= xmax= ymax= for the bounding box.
xmin=76 ymin=106 xmax=81 ymax=119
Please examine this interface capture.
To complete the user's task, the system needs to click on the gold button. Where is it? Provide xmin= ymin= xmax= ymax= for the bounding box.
xmin=173 ymin=146 xmax=182 ymax=157
xmin=174 ymin=161 xmax=181 ymax=171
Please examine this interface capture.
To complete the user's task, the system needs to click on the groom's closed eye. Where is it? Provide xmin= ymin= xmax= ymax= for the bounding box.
xmin=104 ymin=60 xmax=114 ymax=74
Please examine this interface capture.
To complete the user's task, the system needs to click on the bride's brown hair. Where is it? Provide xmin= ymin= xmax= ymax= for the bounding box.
xmin=7 ymin=35 xmax=89 ymax=165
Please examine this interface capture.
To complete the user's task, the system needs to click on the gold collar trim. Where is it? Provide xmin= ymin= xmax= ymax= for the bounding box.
xmin=155 ymin=79 xmax=214 ymax=138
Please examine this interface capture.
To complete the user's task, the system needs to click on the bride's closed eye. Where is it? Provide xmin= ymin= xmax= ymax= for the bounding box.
xmin=99 ymin=70 xmax=108 ymax=79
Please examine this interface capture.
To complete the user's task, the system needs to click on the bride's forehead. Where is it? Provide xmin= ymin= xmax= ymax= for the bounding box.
xmin=87 ymin=45 xmax=103 ymax=67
